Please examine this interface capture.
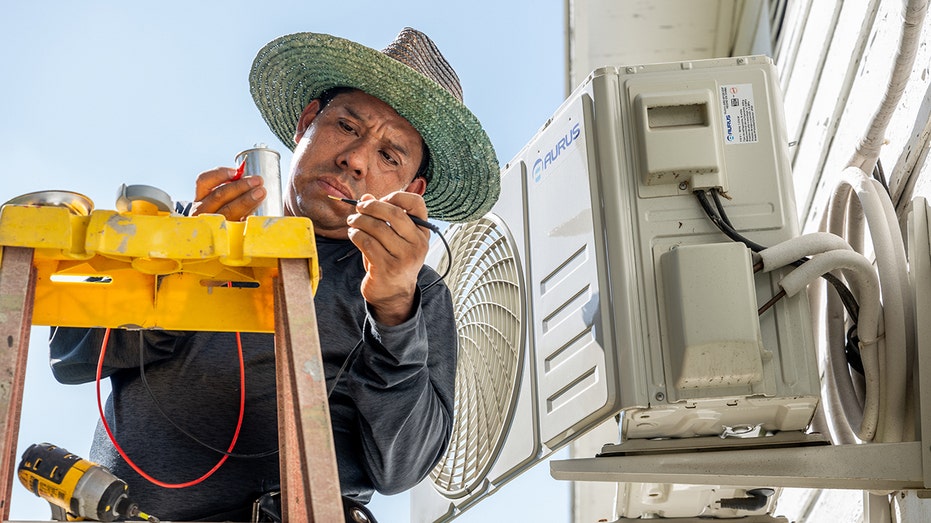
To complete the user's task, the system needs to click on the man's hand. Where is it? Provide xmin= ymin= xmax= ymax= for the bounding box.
xmin=347 ymin=191 xmax=432 ymax=326
xmin=193 ymin=167 xmax=266 ymax=220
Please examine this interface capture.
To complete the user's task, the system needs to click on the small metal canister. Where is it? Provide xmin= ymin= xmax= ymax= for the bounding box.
xmin=235 ymin=144 xmax=282 ymax=216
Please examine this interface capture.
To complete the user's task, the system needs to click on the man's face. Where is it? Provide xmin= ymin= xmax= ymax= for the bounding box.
xmin=285 ymin=89 xmax=426 ymax=239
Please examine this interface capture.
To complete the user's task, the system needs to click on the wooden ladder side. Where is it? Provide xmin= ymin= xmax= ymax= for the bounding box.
xmin=0 ymin=247 xmax=35 ymax=522
xmin=275 ymin=258 xmax=343 ymax=522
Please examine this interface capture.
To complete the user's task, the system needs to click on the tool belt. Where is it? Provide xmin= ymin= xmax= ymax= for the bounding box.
xmin=252 ymin=490 xmax=378 ymax=523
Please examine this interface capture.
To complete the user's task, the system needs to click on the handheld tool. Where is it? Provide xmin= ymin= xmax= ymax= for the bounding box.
xmin=18 ymin=442 xmax=159 ymax=522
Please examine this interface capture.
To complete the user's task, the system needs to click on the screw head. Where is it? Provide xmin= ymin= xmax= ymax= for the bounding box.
xmin=655 ymin=392 xmax=666 ymax=402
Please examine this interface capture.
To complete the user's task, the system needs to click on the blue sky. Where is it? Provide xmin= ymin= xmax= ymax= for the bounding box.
xmin=2 ymin=1 xmax=569 ymax=520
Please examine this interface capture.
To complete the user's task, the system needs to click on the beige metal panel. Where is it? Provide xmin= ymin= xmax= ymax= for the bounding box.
xmin=551 ymin=441 xmax=926 ymax=490
xmin=568 ymin=0 xmax=739 ymax=88
xmin=568 ymin=420 xmax=619 ymax=523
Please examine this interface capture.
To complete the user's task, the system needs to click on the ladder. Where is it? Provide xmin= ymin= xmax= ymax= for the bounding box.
xmin=0 ymin=203 xmax=343 ymax=522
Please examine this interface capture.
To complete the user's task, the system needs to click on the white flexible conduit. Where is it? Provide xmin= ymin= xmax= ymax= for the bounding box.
xmin=800 ymin=0 xmax=927 ymax=445
xmin=779 ymin=248 xmax=884 ymax=441
xmin=756 ymin=232 xmax=854 ymax=271
xmin=812 ymin=167 xmax=912 ymax=444
xmin=847 ymin=0 xmax=928 ymax=174
xmin=758 ymin=236 xmax=885 ymax=442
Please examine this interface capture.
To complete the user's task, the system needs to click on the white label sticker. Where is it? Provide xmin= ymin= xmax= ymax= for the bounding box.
xmin=720 ymin=83 xmax=758 ymax=145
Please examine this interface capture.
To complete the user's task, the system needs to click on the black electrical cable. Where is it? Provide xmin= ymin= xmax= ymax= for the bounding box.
xmin=137 ymin=332 xmax=278 ymax=459
xmin=422 ymin=225 xmax=452 ymax=292
xmin=873 ymin=159 xmax=890 ymax=198
xmin=695 ymin=189 xmax=861 ymax=320
xmin=327 ymin=225 xmax=454 ymax=399
xmin=710 ymin=188 xmax=735 ymax=229
xmin=699 ymin=190 xmax=790 ymax=313
xmin=697 ymin=188 xmax=867 ymax=373
xmin=719 ymin=488 xmax=775 ymax=511
xmin=136 ymin=225 xmax=454 ymax=454
xmin=328 ymin=337 xmax=364 ymax=400
xmin=845 ymin=324 xmax=865 ymax=376
xmin=695 ymin=190 xmax=767 ymax=251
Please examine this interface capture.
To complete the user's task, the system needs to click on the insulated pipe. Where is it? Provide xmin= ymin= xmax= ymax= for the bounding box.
xmin=757 ymin=232 xmax=853 ymax=272
xmin=758 ymin=229 xmax=866 ymax=438
xmin=838 ymin=168 xmax=908 ymax=442
xmin=817 ymin=187 xmax=862 ymax=444
xmin=826 ymin=281 xmax=868 ymax=443
xmin=820 ymin=169 xmax=910 ymax=443
xmin=809 ymin=274 xmax=864 ymax=446
xmin=848 ymin=0 xmax=929 ymax=174
xmin=871 ymin=176 xmax=914 ymax=440
xmin=778 ymin=249 xmax=883 ymax=441
xmin=871 ymin=175 xmax=915 ymax=367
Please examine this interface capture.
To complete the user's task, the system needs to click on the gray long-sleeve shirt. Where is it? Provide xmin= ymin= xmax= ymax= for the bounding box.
xmin=49 ymin=236 xmax=457 ymax=520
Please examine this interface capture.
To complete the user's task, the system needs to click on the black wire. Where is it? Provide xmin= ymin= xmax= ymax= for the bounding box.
xmin=327 ymin=337 xmax=364 ymax=399
xmin=327 ymin=225 xmax=454 ymax=398
xmin=698 ymin=189 xmax=865 ymax=371
xmin=710 ymin=189 xmax=734 ymax=229
xmin=137 ymin=332 xmax=279 ymax=459
xmin=132 ymin=224 xmax=453 ymax=459
xmin=422 ymin=226 xmax=453 ymax=292
xmin=873 ymin=159 xmax=890 ymax=198
xmin=694 ymin=189 xmax=767 ymax=252
xmin=695 ymin=189 xmax=861 ymax=320
xmin=845 ymin=324 xmax=865 ymax=376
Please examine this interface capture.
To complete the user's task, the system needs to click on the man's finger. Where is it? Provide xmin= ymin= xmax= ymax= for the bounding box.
xmin=194 ymin=176 xmax=266 ymax=219
xmin=380 ymin=191 xmax=428 ymax=221
xmin=195 ymin=167 xmax=240 ymax=201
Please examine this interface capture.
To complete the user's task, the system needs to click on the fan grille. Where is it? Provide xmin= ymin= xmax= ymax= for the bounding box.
xmin=430 ymin=214 xmax=524 ymax=497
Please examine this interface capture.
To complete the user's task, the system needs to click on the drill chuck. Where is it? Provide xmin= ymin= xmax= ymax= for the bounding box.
xmin=18 ymin=442 xmax=157 ymax=522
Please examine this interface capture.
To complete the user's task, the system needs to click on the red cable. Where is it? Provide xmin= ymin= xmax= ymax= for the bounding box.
xmin=96 ymin=327 xmax=247 ymax=488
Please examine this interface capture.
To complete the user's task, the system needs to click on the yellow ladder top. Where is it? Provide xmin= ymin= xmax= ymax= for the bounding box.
xmin=0 ymin=204 xmax=319 ymax=333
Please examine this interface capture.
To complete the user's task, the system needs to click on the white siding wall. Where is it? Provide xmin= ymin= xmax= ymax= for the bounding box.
xmin=774 ymin=0 xmax=931 ymax=519
xmin=782 ymin=0 xmax=931 ymax=228
xmin=567 ymin=0 xmax=931 ymax=520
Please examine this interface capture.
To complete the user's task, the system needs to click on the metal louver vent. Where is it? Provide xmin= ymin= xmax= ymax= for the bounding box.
xmin=429 ymin=214 xmax=524 ymax=497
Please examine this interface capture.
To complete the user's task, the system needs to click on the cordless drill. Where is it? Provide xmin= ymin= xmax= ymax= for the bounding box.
xmin=17 ymin=443 xmax=159 ymax=522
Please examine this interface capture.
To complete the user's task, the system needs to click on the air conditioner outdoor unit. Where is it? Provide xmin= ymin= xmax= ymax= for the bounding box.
xmin=411 ymin=55 xmax=820 ymax=521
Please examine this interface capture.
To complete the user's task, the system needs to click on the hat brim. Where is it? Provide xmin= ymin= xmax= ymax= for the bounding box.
xmin=249 ymin=32 xmax=500 ymax=223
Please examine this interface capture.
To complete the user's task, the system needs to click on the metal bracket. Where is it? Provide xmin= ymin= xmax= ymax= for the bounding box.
xmin=553 ymin=440 xmax=925 ymax=490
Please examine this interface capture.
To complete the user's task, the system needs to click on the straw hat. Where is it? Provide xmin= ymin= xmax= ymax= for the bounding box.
xmin=249 ymin=27 xmax=500 ymax=223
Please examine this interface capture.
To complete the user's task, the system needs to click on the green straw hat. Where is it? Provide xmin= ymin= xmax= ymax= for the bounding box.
xmin=249 ymin=27 xmax=500 ymax=223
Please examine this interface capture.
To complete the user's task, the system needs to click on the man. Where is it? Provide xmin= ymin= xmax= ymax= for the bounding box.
xmin=50 ymin=28 xmax=499 ymax=521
